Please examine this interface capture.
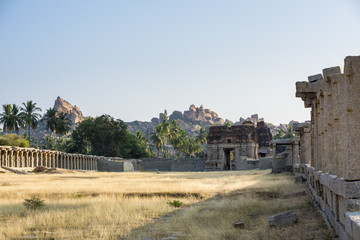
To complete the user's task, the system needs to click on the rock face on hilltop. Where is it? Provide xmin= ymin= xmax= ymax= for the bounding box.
xmin=127 ymin=104 xmax=231 ymax=137
xmin=29 ymin=97 xmax=84 ymax=140
xmin=128 ymin=106 xmax=298 ymax=139
xmin=54 ymin=97 xmax=84 ymax=129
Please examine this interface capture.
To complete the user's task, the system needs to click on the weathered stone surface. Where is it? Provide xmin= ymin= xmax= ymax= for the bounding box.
xmin=54 ymin=96 xmax=84 ymax=129
xmin=308 ymin=74 xmax=323 ymax=83
xmin=296 ymin=55 xmax=360 ymax=240
xmin=268 ymin=210 xmax=297 ymax=227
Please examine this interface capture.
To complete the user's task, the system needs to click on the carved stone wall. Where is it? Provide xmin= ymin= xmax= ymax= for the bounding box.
xmin=296 ymin=56 xmax=360 ymax=240
xmin=206 ymin=121 xmax=272 ymax=170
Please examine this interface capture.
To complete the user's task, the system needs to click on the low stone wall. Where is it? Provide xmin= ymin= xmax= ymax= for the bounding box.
xmin=97 ymin=158 xmax=134 ymax=172
xmin=139 ymin=158 xmax=205 ymax=171
xmin=171 ymin=158 xmax=205 ymax=171
xmin=234 ymin=157 xmax=272 ymax=170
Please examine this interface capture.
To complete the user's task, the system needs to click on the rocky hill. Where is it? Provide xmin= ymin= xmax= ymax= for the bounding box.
xmin=53 ymin=96 xmax=84 ymax=129
xmin=126 ymin=105 xmax=299 ymax=138
xmin=126 ymin=104 xmax=234 ymax=137
xmin=30 ymin=97 xmax=84 ymax=139
xmin=28 ymin=99 xmax=296 ymax=140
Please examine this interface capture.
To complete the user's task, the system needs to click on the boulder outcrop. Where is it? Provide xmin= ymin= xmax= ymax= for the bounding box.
xmin=53 ymin=96 xmax=84 ymax=129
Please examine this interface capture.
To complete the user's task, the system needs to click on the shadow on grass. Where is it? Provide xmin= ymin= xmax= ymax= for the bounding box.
xmin=118 ymin=172 xmax=330 ymax=240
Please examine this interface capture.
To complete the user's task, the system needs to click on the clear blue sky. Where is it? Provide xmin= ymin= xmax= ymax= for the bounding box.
xmin=0 ymin=0 xmax=359 ymax=125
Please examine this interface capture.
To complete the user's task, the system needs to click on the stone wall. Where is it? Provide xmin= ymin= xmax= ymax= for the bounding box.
xmin=271 ymin=138 xmax=300 ymax=173
xmin=139 ymin=158 xmax=205 ymax=171
xmin=0 ymin=146 xmax=98 ymax=170
xmin=97 ymin=158 xmax=135 ymax=172
xmin=295 ymin=56 xmax=360 ymax=240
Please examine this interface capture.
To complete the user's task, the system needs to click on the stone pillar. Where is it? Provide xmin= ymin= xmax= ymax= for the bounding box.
xmin=44 ymin=152 xmax=48 ymax=167
xmin=59 ymin=153 xmax=63 ymax=168
xmin=292 ymin=141 xmax=300 ymax=166
xmin=343 ymin=56 xmax=360 ymax=180
xmin=0 ymin=148 xmax=2 ymax=166
xmin=70 ymin=155 xmax=74 ymax=169
xmin=323 ymin=68 xmax=337 ymax=175
xmin=39 ymin=152 xmax=44 ymax=167
xmin=55 ymin=152 xmax=59 ymax=168
xmin=2 ymin=149 xmax=7 ymax=166
xmin=33 ymin=151 xmax=38 ymax=167
xmin=65 ymin=154 xmax=69 ymax=169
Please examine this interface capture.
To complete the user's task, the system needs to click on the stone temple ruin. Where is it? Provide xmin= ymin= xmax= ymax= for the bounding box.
xmin=292 ymin=56 xmax=360 ymax=240
xmin=205 ymin=120 xmax=272 ymax=170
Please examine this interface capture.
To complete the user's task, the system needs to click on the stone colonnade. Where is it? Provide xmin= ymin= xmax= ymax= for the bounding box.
xmin=0 ymin=146 xmax=98 ymax=170
xmin=296 ymin=56 xmax=360 ymax=240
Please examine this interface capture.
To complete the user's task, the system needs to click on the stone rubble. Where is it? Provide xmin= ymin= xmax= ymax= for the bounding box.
xmin=268 ymin=210 xmax=298 ymax=227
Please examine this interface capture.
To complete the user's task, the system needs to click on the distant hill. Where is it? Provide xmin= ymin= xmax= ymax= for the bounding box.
xmin=26 ymin=99 xmax=298 ymax=140
xmin=126 ymin=105 xmax=300 ymax=137
xmin=126 ymin=104 xmax=233 ymax=137
xmin=29 ymin=96 xmax=84 ymax=140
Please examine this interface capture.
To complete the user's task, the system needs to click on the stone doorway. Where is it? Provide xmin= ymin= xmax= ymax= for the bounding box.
xmin=223 ymin=148 xmax=235 ymax=170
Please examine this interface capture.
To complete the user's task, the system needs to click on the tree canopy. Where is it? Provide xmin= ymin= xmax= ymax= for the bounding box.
xmin=67 ymin=115 xmax=150 ymax=158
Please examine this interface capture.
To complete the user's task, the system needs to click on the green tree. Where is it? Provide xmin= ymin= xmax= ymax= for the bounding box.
xmin=150 ymin=124 xmax=167 ymax=158
xmin=55 ymin=112 xmax=71 ymax=139
xmin=0 ymin=104 xmax=12 ymax=133
xmin=8 ymin=104 xmax=24 ymax=134
xmin=44 ymin=135 xmax=56 ymax=150
xmin=0 ymin=134 xmax=29 ymax=147
xmin=43 ymin=108 xmax=57 ymax=138
xmin=68 ymin=115 xmax=149 ymax=158
xmin=20 ymin=100 xmax=42 ymax=141
xmin=136 ymin=131 xmax=152 ymax=156
xmin=273 ymin=126 xmax=296 ymax=139
xmin=183 ymin=136 xmax=203 ymax=158
xmin=196 ymin=127 xmax=208 ymax=144
xmin=284 ymin=126 xmax=296 ymax=138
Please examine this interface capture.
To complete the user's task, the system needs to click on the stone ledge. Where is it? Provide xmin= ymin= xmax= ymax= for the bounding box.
xmin=307 ymin=166 xmax=360 ymax=199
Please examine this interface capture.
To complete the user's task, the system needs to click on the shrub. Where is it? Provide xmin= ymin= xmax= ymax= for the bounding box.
xmin=23 ymin=197 xmax=45 ymax=210
xmin=167 ymin=200 xmax=183 ymax=208
xmin=0 ymin=134 xmax=30 ymax=147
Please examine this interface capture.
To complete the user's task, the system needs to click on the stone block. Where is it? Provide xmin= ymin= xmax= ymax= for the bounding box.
xmin=233 ymin=221 xmax=245 ymax=229
xmin=268 ymin=210 xmax=297 ymax=227
xmin=323 ymin=67 xmax=341 ymax=81
xmin=345 ymin=211 xmax=360 ymax=240
xmin=344 ymin=56 xmax=360 ymax=76
xmin=308 ymin=74 xmax=323 ymax=83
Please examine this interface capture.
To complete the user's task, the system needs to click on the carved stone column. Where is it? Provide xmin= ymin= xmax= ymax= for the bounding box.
xmin=343 ymin=56 xmax=360 ymax=180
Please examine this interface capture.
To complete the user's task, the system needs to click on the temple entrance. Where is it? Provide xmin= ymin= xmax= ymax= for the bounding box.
xmin=223 ymin=148 xmax=235 ymax=170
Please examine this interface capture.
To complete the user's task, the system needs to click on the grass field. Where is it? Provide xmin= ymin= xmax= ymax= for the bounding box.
xmin=0 ymin=169 xmax=331 ymax=239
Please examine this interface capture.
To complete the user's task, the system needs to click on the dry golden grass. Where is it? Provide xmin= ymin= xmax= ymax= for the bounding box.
xmin=0 ymin=170 xmax=331 ymax=239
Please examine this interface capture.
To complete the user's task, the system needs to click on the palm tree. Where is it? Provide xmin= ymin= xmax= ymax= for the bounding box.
xmin=196 ymin=127 xmax=208 ymax=144
xmin=184 ymin=137 xmax=203 ymax=158
xmin=137 ymin=131 xmax=151 ymax=155
xmin=172 ymin=128 xmax=187 ymax=156
xmin=8 ymin=104 xmax=24 ymax=134
xmin=20 ymin=100 xmax=42 ymax=140
xmin=43 ymin=108 xmax=58 ymax=138
xmin=0 ymin=104 xmax=12 ymax=133
xmin=55 ymin=112 xmax=71 ymax=139
xmin=150 ymin=124 xmax=166 ymax=158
